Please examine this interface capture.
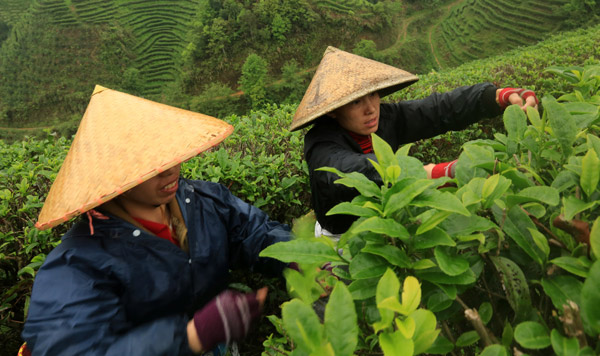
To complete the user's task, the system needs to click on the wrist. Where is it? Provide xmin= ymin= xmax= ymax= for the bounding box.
xmin=187 ymin=320 xmax=203 ymax=353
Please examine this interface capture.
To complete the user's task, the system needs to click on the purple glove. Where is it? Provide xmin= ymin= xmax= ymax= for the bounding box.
xmin=193 ymin=290 xmax=262 ymax=352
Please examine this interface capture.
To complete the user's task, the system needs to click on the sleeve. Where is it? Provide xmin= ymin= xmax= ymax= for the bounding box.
xmin=21 ymin=246 xmax=194 ymax=356
xmin=381 ymin=83 xmax=501 ymax=147
xmin=211 ymin=183 xmax=292 ymax=275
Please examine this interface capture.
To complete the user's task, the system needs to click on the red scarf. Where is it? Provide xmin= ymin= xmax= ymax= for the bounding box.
xmin=347 ymin=131 xmax=373 ymax=154
xmin=133 ymin=217 xmax=180 ymax=246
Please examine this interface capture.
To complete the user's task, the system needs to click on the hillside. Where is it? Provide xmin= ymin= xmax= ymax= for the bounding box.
xmin=0 ymin=0 xmax=596 ymax=139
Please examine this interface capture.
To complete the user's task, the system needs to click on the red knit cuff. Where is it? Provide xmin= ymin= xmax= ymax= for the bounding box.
xmin=431 ymin=160 xmax=457 ymax=179
xmin=498 ymin=87 xmax=538 ymax=109
xmin=498 ymin=88 xmax=523 ymax=109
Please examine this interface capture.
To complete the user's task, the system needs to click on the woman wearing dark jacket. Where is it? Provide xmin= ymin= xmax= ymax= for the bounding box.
xmin=21 ymin=86 xmax=290 ymax=355
xmin=290 ymin=46 xmax=538 ymax=236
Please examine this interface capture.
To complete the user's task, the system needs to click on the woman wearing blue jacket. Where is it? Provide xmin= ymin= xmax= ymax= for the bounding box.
xmin=21 ymin=86 xmax=291 ymax=355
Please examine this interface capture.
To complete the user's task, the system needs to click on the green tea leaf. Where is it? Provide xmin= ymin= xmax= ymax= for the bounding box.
xmin=514 ymin=321 xmax=550 ymax=349
xmin=379 ymin=330 xmax=414 ymax=356
xmin=503 ymin=105 xmax=528 ymax=141
xmin=550 ymin=257 xmax=590 ymax=278
xmin=326 ymin=202 xmax=379 ymax=217
xmin=317 ymin=167 xmax=380 ymax=198
xmin=362 ymin=244 xmax=411 ymax=268
xmin=479 ymin=302 xmax=493 ymax=325
xmin=562 ymin=195 xmax=597 ymax=220
xmin=372 ymin=133 xmax=398 ymax=170
xmin=384 ymin=179 xmax=435 ymax=216
xmin=550 ymin=329 xmax=579 ymax=356
xmin=260 ymin=239 xmax=341 ymax=264
xmin=324 ymin=283 xmax=358 ymax=356
xmin=410 ymin=190 xmax=470 ymax=216
xmin=482 ymin=174 xmax=512 ymax=209
xmin=527 ymin=105 xmax=542 ymax=128
xmin=401 ymin=276 xmax=421 ymax=316
xmin=376 ymin=269 xmax=400 ymax=303
xmin=479 ymin=344 xmax=509 ymax=356
xmin=349 ymin=253 xmax=387 ymax=279
xmin=434 ymin=246 xmax=470 ymax=276
xmin=396 ymin=317 xmax=416 ymax=339
xmin=413 ymin=227 xmax=456 ymax=250
xmin=541 ymin=275 xmax=583 ymax=312
xmin=416 ymin=211 xmax=452 ymax=234
xmin=282 ymin=299 xmax=324 ymax=352
xmin=455 ymin=330 xmax=480 ymax=347
xmin=544 ymin=95 xmax=578 ymax=157
xmin=425 ymin=335 xmax=454 ymax=355
xmin=581 ymin=261 xmax=600 ymax=335
xmin=352 ymin=216 xmax=409 ymax=240
xmin=591 ymin=217 xmax=600 ymax=260
xmin=426 ymin=292 xmax=453 ymax=313
xmin=415 ymin=267 xmax=476 ymax=285
xmin=580 ymin=148 xmax=600 ymax=197
xmin=348 ymin=278 xmax=378 ymax=300
xmin=284 ymin=268 xmax=322 ymax=304
xmin=495 ymin=206 xmax=544 ymax=266
xmin=411 ymin=309 xmax=439 ymax=354
xmin=502 ymin=320 xmax=514 ymax=347
xmin=507 ymin=186 xmax=560 ymax=206
xmin=396 ymin=143 xmax=413 ymax=157
xmin=552 ymin=171 xmax=578 ymax=192
xmin=587 ymin=134 xmax=600 ymax=157
xmin=528 ymin=228 xmax=550 ymax=261
xmin=489 ymin=256 xmax=532 ymax=322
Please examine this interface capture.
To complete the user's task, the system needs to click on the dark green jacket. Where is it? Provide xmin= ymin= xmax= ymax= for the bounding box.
xmin=304 ymin=83 xmax=502 ymax=234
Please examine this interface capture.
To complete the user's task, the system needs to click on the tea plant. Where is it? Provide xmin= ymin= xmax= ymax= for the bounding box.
xmin=0 ymin=133 xmax=69 ymax=351
xmin=260 ymin=66 xmax=600 ymax=355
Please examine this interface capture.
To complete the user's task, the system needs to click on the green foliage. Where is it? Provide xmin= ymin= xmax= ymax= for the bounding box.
xmin=182 ymin=103 xmax=309 ymax=225
xmin=260 ymin=66 xmax=600 ymax=355
xmin=353 ymin=39 xmax=377 ymax=60
xmin=189 ymin=81 xmax=244 ymax=119
xmin=239 ymin=53 xmax=269 ymax=109
xmin=0 ymin=133 xmax=70 ymax=351
xmin=0 ymin=0 xmax=590 ymax=136
xmin=433 ymin=0 xmax=569 ymax=69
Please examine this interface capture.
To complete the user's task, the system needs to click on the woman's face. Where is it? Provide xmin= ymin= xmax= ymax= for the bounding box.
xmin=121 ymin=164 xmax=181 ymax=207
xmin=330 ymin=92 xmax=381 ymax=135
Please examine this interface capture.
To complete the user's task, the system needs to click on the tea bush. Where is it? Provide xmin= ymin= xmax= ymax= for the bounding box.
xmin=260 ymin=65 xmax=600 ymax=355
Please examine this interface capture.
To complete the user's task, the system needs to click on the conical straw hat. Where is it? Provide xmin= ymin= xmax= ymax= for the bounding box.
xmin=36 ymin=85 xmax=234 ymax=230
xmin=289 ymin=46 xmax=419 ymax=131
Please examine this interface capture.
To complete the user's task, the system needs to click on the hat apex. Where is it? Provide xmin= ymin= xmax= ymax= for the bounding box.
xmin=289 ymin=46 xmax=418 ymax=131
xmin=36 ymin=85 xmax=233 ymax=230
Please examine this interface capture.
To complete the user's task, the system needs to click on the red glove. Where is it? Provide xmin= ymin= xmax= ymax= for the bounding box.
xmin=431 ymin=160 xmax=457 ymax=179
xmin=193 ymin=289 xmax=263 ymax=352
xmin=497 ymin=87 xmax=538 ymax=109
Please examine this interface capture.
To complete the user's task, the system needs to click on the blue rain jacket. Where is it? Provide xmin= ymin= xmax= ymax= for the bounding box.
xmin=22 ymin=178 xmax=291 ymax=355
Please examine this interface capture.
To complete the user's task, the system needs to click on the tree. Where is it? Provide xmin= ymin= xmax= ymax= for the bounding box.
xmin=239 ymin=53 xmax=269 ymax=109
xmin=280 ymin=59 xmax=306 ymax=104
xmin=271 ymin=13 xmax=291 ymax=45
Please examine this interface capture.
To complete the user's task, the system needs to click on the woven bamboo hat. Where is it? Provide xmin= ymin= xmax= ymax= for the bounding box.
xmin=36 ymin=85 xmax=234 ymax=230
xmin=289 ymin=46 xmax=419 ymax=131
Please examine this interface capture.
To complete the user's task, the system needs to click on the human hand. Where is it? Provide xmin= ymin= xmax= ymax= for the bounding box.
xmin=187 ymin=287 xmax=267 ymax=353
xmin=425 ymin=160 xmax=457 ymax=179
xmin=496 ymin=87 xmax=539 ymax=111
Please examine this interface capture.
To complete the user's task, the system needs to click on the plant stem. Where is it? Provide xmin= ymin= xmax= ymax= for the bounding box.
xmin=465 ymin=308 xmax=499 ymax=347
xmin=560 ymin=300 xmax=588 ymax=348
